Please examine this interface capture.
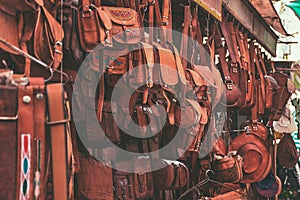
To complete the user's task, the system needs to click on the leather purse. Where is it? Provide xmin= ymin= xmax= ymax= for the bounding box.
xmin=152 ymin=159 xmax=189 ymax=191
xmin=77 ymin=0 xmax=142 ymax=52
xmin=211 ymin=152 xmax=243 ymax=183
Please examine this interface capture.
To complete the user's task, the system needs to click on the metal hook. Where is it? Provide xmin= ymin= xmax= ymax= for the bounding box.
xmin=44 ymin=68 xmax=54 ymax=83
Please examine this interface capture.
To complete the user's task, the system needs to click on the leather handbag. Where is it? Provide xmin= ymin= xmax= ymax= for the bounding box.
xmin=211 ymin=152 xmax=243 ymax=183
xmin=77 ymin=0 xmax=142 ymax=52
xmin=77 ymin=152 xmax=113 ymax=200
xmin=152 ymin=159 xmax=189 ymax=191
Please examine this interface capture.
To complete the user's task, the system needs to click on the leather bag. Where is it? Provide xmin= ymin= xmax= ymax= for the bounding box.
xmin=152 ymin=159 xmax=189 ymax=190
xmin=2 ymin=0 xmax=64 ymax=77
xmin=114 ymin=157 xmax=154 ymax=199
xmin=77 ymin=0 xmax=142 ymax=52
xmin=270 ymin=72 xmax=295 ymax=120
xmin=77 ymin=153 xmax=113 ymax=200
xmin=211 ymin=152 xmax=243 ymax=183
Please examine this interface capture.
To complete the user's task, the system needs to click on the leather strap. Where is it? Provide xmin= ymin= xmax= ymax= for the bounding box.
xmin=29 ymin=78 xmax=46 ymax=200
xmin=247 ymin=39 xmax=256 ymax=107
xmin=17 ymin=85 xmax=35 ymax=200
xmin=19 ymin=12 xmax=34 ymax=77
xmin=214 ymin=25 xmax=235 ymax=90
xmin=220 ymin=18 xmax=237 ymax=65
xmin=252 ymin=45 xmax=266 ymax=106
xmin=249 ymin=42 xmax=259 ymax=123
xmin=140 ymin=42 xmax=154 ymax=88
xmin=162 ymin=0 xmax=172 ymax=41
xmin=180 ymin=5 xmax=190 ymax=72
xmin=46 ymin=83 xmax=68 ymax=200
xmin=235 ymin=26 xmax=251 ymax=104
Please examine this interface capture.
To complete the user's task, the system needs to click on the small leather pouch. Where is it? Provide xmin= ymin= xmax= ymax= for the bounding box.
xmin=211 ymin=152 xmax=243 ymax=183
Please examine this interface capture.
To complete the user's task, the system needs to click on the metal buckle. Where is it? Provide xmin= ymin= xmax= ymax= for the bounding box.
xmin=0 ymin=114 xmax=18 ymax=121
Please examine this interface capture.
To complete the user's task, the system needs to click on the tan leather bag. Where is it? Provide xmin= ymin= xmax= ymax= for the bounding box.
xmin=77 ymin=0 xmax=142 ymax=52
xmin=211 ymin=152 xmax=243 ymax=183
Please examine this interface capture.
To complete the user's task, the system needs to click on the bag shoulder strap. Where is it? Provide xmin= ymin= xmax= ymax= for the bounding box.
xmin=17 ymin=85 xmax=35 ymax=200
xmin=46 ymin=83 xmax=69 ymax=200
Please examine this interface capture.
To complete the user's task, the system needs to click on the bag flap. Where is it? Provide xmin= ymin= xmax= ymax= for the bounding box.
xmin=185 ymin=99 xmax=208 ymax=125
xmin=102 ymin=6 xmax=137 ymax=26
xmin=96 ymin=6 xmax=113 ymax=30
xmin=155 ymin=45 xmax=178 ymax=86
xmin=194 ymin=65 xmax=215 ymax=86
xmin=185 ymin=99 xmax=201 ymax=122
xmin=186 ymin=69 xmax=206 ymax=87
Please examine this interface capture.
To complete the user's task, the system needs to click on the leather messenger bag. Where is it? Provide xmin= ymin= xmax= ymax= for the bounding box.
xmin=77 ymin=0 xmax=142 ymax=52
xmin=0 ymin=0 xmax=64 ymax=77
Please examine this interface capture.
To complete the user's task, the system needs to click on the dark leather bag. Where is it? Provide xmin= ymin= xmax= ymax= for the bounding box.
xmin=77 ymin=153 xmax=114 ymax=200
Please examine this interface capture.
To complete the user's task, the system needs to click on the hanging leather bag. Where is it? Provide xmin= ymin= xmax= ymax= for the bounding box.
xmin=211 ymin=152 xmax=243 ymax=183
xmin=77 ymin=0 xmax=142 ymax=52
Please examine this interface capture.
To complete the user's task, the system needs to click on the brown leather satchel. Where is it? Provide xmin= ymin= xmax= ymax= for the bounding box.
xmin=77 ymin=153 xmax=113 ymax=200
xmin=211 ymin=152 xmax=243 ymax=183
xmin=77 ymin=0 xmax=142 ymax=52
xmin=152 ymin=159 xmax=189 ymax=191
